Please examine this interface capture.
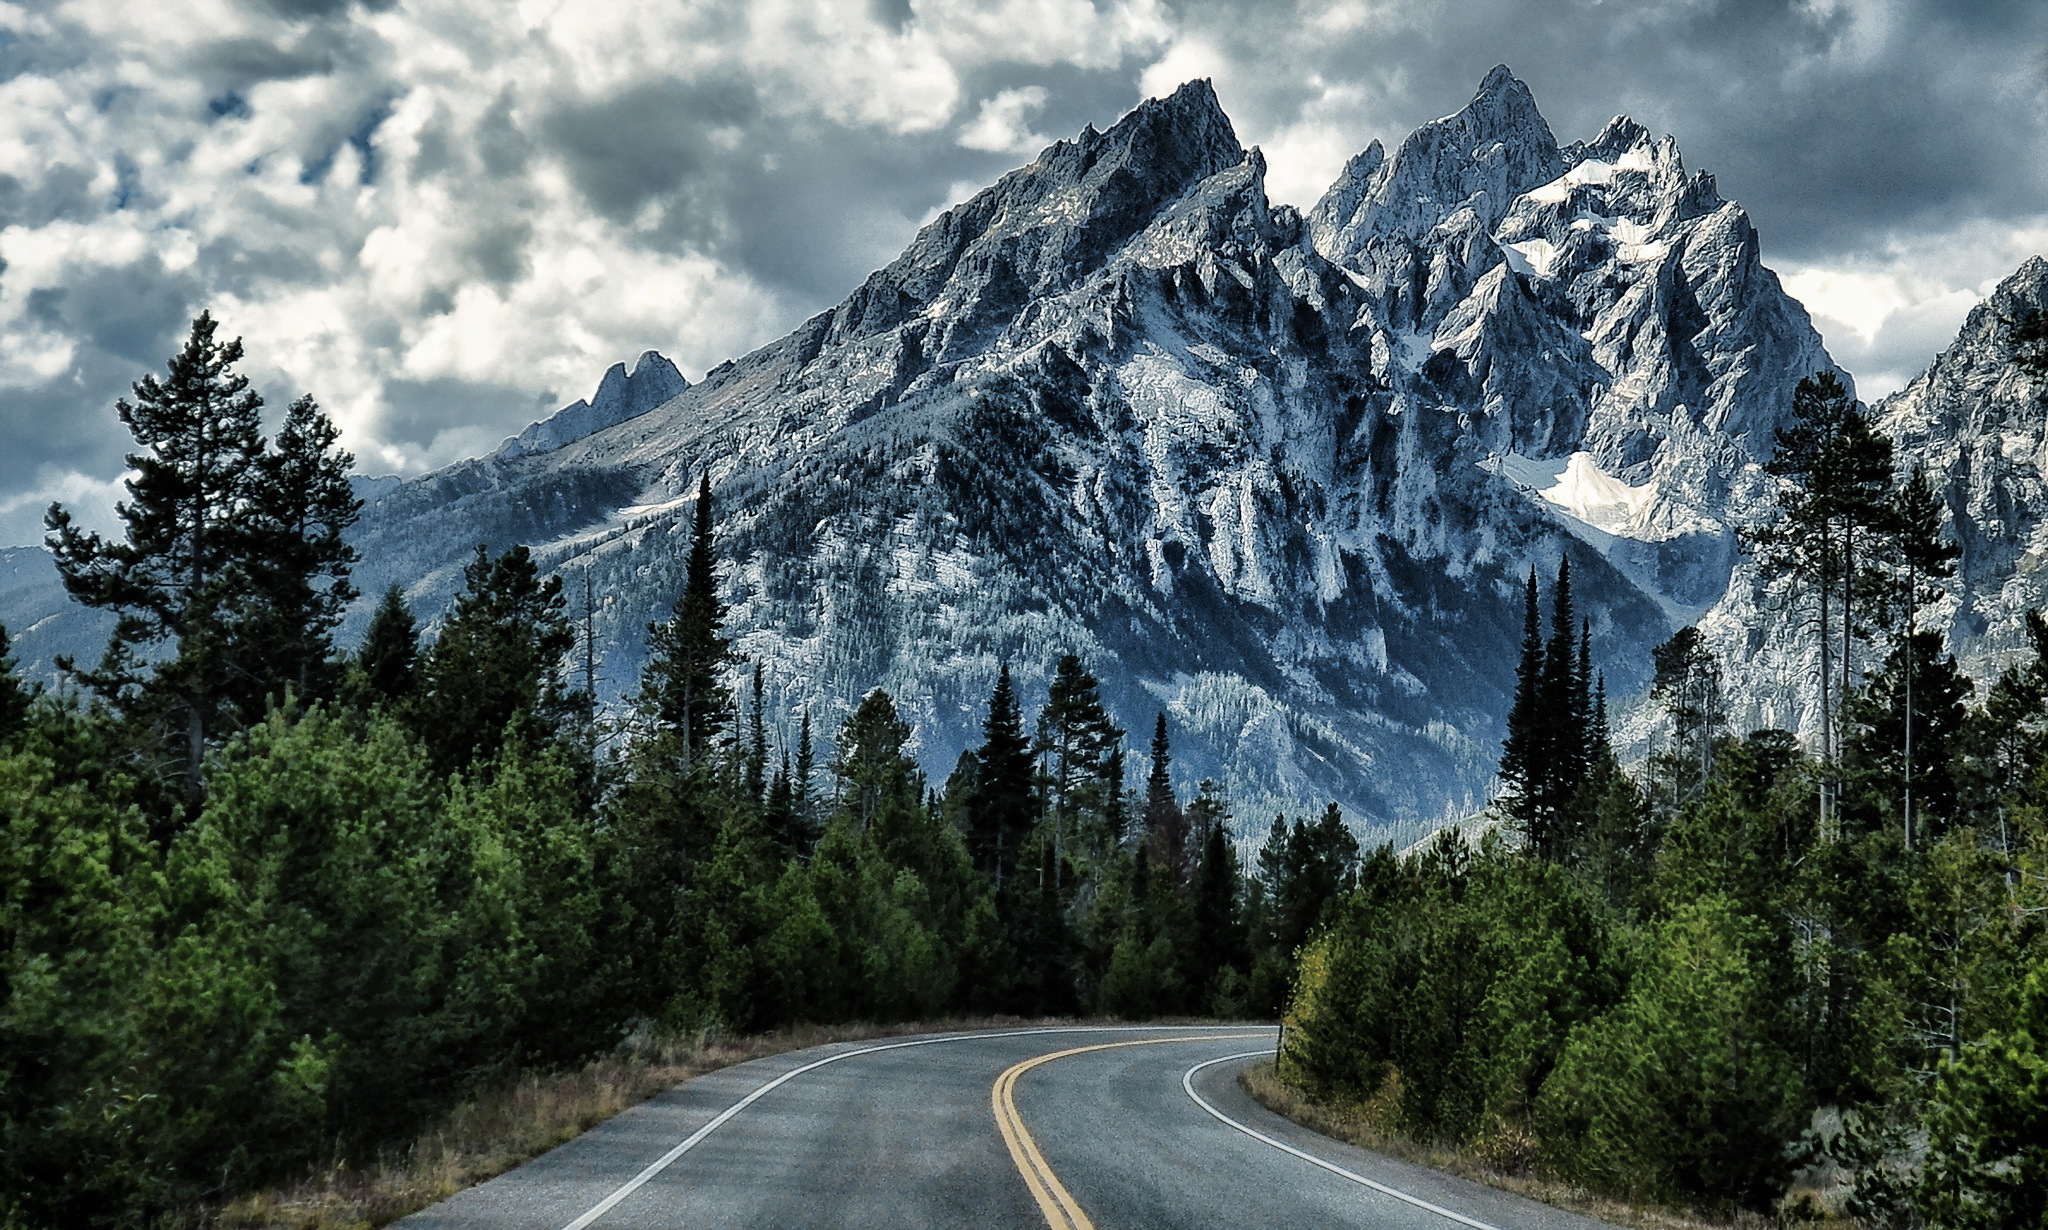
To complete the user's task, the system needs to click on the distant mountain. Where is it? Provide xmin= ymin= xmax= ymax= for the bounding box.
xmin=12 ymin=68 xmax=2030 ymax=845
xmin=499 ymin=351 xmax=688 ymax=459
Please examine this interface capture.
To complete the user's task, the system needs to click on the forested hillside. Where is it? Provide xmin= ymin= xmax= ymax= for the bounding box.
xmin=0 ymin=320 xmax=1357 ymax=1227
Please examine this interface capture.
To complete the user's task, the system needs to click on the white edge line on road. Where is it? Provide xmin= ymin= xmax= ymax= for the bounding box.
xmin=1182 ymin=1050 xmax=1505 ymax=1230
xmin=557 ymin=1024 xmax=1271 ymax=1230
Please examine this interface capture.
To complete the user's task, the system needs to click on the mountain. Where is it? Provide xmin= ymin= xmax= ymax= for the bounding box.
xmin=324 ymin=68 xmax=1847 ymax=842
xmin=499 ymin=351 xmax=687 ymax=459
xmin=12 ymin=68 xmax=2005 ymax=844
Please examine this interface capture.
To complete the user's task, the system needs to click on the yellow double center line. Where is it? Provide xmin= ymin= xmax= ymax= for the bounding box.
xmin=992 ymin=1035 xmax=1266 ymax=1230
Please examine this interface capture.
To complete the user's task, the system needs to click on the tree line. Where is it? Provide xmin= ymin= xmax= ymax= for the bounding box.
xmin=1284 ymin=374 xmax=2047 ymax=1225
xmin=0 ymin=318 xmax=1363 ymax=1226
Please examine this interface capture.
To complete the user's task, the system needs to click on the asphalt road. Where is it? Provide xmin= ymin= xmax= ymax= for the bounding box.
xmin=398 ymin=1025 xmax=1622 ymax=1230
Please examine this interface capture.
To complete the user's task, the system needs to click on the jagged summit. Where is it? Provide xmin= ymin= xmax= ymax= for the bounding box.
xmin=1310 ymin=64 xmax=1562 ymax=266
xmin=501 ymin=350 xmax=686 ymax=458
xmin=818 ymin=79 xmax=1243 ymax=357
xmin=330 ymin=68 xmax=1841 ymax=832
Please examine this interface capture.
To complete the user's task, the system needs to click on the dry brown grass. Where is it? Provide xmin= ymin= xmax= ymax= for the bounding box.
xmin=1238 ymin=1062 xmax=1845 ymax=1230
xmin=188 ymin=1017 xmax=1058 ymax=1230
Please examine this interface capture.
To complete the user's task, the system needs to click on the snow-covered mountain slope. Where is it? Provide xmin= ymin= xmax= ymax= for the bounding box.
xmin=2 ymin=69 xmax=1901 ymax=841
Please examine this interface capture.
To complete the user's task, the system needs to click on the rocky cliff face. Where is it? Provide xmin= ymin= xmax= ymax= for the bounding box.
xmin=1675 ymin=258 xmax=2048 ymax=743
xmin=3 ymin=69 xmax=1925 ymax=842
xmin=1878 ymin=260 xmax=2048 ymax=664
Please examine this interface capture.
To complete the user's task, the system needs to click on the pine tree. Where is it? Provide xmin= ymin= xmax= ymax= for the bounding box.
xmin=831 ymin=689 xmax=917 ymax=834
xmin=1142 ymin=712 xmax=1190 ymax=880
xmin=1539 ymin=559 xmax=1587 ymax=831
xmin=1191 ymin=820 xmax=1244 ymax=1004
xmin=745 ymin=663 xmax=768 ymax=803
xmin=1756 ymin=371 xmax=1897 ymax=833
xmin=1651 ymin=626 xmax=1723 ymax=810
xmin=47 ymin=312 xmax=270 ymax=790
xmin=1892 ymin=466 xmax=1960 ymax=845
xmin=764 ymin=753 xmax=799 ymax=854
xmin=411 ymin=544 xmax=574 ymax=774
xmin=1035 ymin=654 xmax=1123 ymax=869
xmin=238 ymin=394 xmax=361 ymax=710
xmin=351 ymin=586 xmax=419 ymax=708
xmin=1103 ymin=745 xmax=1130 ymax=846
xmin=793 ymin=711 xmax=816 ymax=833
xmin=640 ymin=474 xmax=733 ymax=762
xmin=0 ymin=625 xmax=34 ymax=747
xmin=1847 ymin=631 xmax=1973 ymax=840
xmin=971 ymin=664 xmax=1035 ymax=889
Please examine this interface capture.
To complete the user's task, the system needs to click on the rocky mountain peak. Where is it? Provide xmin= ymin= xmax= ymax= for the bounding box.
xmin=1309 ymin=65 xmax=1563 ymax=265
xmin=499 ymin=349 xmax=686 ymax=458
xmin=1876 ymin=259 xmax=2048 ymax=615
xmin=822 ymin=79 xmax=1243 ymax=352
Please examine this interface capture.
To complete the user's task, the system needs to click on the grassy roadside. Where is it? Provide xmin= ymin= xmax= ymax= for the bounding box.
xmin=1237 ymin=1063 xmax=1841 ymax=1230
xmin=190 ymin=1017 xmax=1066 ymax=1230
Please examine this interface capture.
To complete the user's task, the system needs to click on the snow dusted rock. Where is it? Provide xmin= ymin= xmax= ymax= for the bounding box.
xmin=500 ymin=351 xmax=687 ymax=459
xmin=1879 ymin=259 xmax=2048 ymax=664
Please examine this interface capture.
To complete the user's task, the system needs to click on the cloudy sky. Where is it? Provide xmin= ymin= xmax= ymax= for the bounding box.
xmin=2 ymin=0 xmax=2044 ymax=545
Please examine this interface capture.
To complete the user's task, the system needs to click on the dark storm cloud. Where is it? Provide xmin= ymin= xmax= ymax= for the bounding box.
xmin=530 ymin=62 xmax=1134 ymax=304
xmin=541 ymin=76 xmax=762 ymax=236
xmin=1170 ymin=0 xmax=2048 ymax=259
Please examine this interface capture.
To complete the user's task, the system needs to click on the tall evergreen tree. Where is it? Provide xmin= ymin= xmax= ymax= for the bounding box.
xmin=1539 ymin=559 xmax=1587 ymax=826
xmin=1103 ymin=745 xmax=1130 ymax=847
xmin=832 ymin=689 xmax=918 ymax=834
xmin=351 ymin=586 xmax=419 ymax=708
xmin=47 ymin=312 xmax=270 ymax=790
xmin=1847 ymin=631 xmax=1973 ymax=840
xmin=1891 ymin=466 xmax=1960 ymax=845
xmin=744 ymin=663 xmax=769 ymax=802
xmin=1142 ymin=712 xmax=1192 ymax=880
xmin=0 ymin=624 xmax=34 ymax=747
xmin=1651 ymin=626 xmax=1723 ymax=810
xmin=640 ymin=474 xmax=733 ymax=762
xmin=1500 ymin=568 xmax=1546 ymax=839
xmin=1035 ymin=654 xmax=1123 ymax=868
xmin=764 ymin=753 xmax=800 ymax=854
xmin=237 ymin=394 xmax=360 ymax=710
xmin=1190 ymin=820 xmax=1244 ymax=1003
xmin=971 ymin=663 xmax=1035 ymax=889
xmin=793 ymin=710 xmax=816 ymax=830
xmin=1756 ymin=371 xmax=1897 ymax=833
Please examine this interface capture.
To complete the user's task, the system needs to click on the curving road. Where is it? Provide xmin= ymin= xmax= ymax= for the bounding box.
xmin=398 ymin=1025 xmax=1620 ymax=1229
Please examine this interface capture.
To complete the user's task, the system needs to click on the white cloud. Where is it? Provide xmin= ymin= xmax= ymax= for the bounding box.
xmin=958 ymin=86 xmax=1052 ymax=155
xmin=1138 ymin=35 xmax=1230 ymax=104
xmin=1780 ymin=218 xmax=2048 ymax=399
xmin=0 ymin=466 xmax=127 ymax=547
xmin=0 ymin=0 xmax=1179 ymax=515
